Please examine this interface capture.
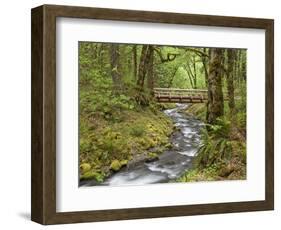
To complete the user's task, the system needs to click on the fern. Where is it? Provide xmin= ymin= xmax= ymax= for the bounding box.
xmin=196 ymin=117 xmax=233 ymax=168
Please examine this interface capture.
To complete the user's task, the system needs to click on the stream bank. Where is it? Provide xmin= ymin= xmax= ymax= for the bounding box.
xmin=178 ymin=103 xmax=247 ymax=182
xmin=81 ymin=103 xmax=204 ymax=186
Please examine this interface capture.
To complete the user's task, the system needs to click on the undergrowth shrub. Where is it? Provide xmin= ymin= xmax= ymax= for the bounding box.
xmin=196 ymin=118 xmax=232 ymax=168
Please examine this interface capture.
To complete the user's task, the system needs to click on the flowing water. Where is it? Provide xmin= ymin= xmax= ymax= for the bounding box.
xmin=81 ymin=103 xmax=204 ymax=187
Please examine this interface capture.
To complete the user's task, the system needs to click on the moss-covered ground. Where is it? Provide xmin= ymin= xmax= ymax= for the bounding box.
xmin=79 ymin=104 xmax=174 ymax=183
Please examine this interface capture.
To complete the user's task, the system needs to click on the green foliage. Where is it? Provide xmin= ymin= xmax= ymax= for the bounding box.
xmin=181 ymin=100 xmax=246 ymax=182
xmin=207 ymin=118 xmax=231 ymax=138
xmin=154 ymin=47 xmax=207 ymax=89
xmin=80 ymin=86 xmax=136 ymax=121
xmin=196 ymin=118 xmax=232 ymax=168
xmin=177 ymin=164 xmax=221 ymax=182
xmin=235 ymin=82 xmax=247 ymax=129
xmin=78 ymin=42 xmax=247 ymax=184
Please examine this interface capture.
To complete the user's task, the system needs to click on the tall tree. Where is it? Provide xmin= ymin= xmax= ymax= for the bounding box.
xmin=137 ymin=45 xmax=153 ymax=89
xmin=192 ymin=55 xmax=197 ymax=89
xmin=241 ymin=51 xmax=247 ymax=81
xmin=137 ymin=45 xmax=148 ymax=88
xmin=146 ymin=47 xmax=155 ymax=91
xmin=184 ymin=54 xmax=198 ymax=89
xmin=110 ymin=44 xmax=122 ymax=90
xmin=132 ymin=45 xmax=138 ymax=80
xmin=201 ymin=48 xmax=209 ymax=88
xmin=227 ymin=49 xmax=236 ymax=113
xmin=185 ymin=64 xmax=195 ymax=88
xmin=167 ymin=66 xmax=179 ymax=88
xmin=206 ymin=48 xmax=224 ymax=124
xmin=234 ymin=50 xmax=241 ymax=86
xmin=99 ymin=44 xmax=107 ymax=71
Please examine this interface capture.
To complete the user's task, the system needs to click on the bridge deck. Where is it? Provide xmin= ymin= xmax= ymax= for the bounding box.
xmin=154 ymin=88 xmax=208 ymax=103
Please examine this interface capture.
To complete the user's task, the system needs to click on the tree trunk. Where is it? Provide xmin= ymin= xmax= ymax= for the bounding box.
xmin=110 ymin=44 xmax=122 ymax=90
xmin=147 ymin=47 xmax=154 ymax=91
xmin=185 ymin=66 xmax=194 ymax=88
xmin=137 ymin=45 xmax=148 ymax=88
xmin=192 ymin=55 xmax=197 ymax=89
xmin=201 ymin=48 xmax=209 ymax=88
xmin=235 ymin=50 xmax=241 ymax=86
xmin=241 ymin=52 xmax=247 ymax=81
xmin=206 ymin=48 xmax=224 ymax=124
xmin=167 ymin=67 xmax=179 ymax=88
xmin=133 ymin=45 xmax=138 ymax=80
xmin=99 ymin=44 xmax=106 ymax=71
xmin=185 ymin=64 xmax=196 ymax=88
xmin=227 ymin=49 xmax=236 ymax=113
xmin=135 ymin=45 xmax=154 ymax=105
xmin=137 ymin=45 xmax=153 ymax=89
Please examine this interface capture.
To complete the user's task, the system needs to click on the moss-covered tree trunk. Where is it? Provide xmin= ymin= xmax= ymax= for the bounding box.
xmin=110 ymin=44 xmax=122 ymax=90
xmin=137 ymin=45 xmax=153 ymax=89
xmin=147 ymin=47 xmax=154 ymax=91
xmin=206 ymin=48 xmax=224 ymax=124
xmin=234 ymin=50 xmax=241 ymax=86
xmin=132 ymin=45 xmax=138 ymax=80
xmin=227 ymin=49 xmax=236 ymax=113
xmin=135 ymin=45 xmax=154 ymax=105
xmin=241 ymin=52 xmax=247 ymax=82
xmin=137 ymin=45 xmax=148 ymax=88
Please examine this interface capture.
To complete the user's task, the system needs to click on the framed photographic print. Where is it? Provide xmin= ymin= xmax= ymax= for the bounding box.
xmin=31 ymin=4 xmax=274 ymax=225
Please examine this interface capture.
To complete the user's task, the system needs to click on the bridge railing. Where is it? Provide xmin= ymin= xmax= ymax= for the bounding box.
xmin=153 ymin=88 xmax=208 ymax=103
xmin=154 ymin=88 xmax=207 ymax=97
xmin=154 ymin=88 xmax=208 ymax=93
xmin=153 ymin=88 xmax=230 ymax=103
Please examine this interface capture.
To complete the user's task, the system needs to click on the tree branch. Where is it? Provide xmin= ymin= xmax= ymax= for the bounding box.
xmin=154 ymin=47 xmax=178 ymax=63
xmin=186 ymin=48 xmax=209 ymax=57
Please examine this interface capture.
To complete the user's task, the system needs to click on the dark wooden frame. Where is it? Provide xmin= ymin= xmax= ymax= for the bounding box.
xmin=31 ymin=4 xmax=274 ymax=225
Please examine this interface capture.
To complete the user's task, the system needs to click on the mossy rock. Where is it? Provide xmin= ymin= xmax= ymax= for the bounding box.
xmin=164 ymin=142 xmax=173 ymax=149
xmin=80 ymin=163 xmax=91 ymax=173
xmin=137 ymin=137 xmax=157 ymax=149
xmin=110 ymin=160 xmax=122 ymax=171
xmin=80 ymin=171 xmax=104 ymax=182
xmin=147 ymin=138 xmax=157 ymax=148
xmin=120 ymin=159 xmax=128 ymax=166
xmin=153 ymin=146 xmax=164 ymax=154
xmin=218 ymin=164 xmax=235 ymax=177
xmin=159 ymin=103 xmax=177 ymax=110
xmin=146 ymin=152 xmax=159 ymax=163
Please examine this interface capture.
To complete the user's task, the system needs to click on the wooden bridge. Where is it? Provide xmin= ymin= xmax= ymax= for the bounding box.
xmin=153 ymin=88 xmax=208 ymax=103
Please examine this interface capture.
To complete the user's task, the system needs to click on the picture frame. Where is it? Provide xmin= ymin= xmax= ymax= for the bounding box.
xmin=31 ymin=4 xmax=274 ymax=225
